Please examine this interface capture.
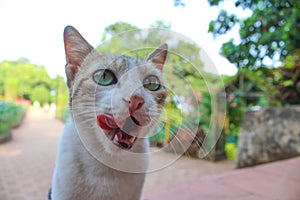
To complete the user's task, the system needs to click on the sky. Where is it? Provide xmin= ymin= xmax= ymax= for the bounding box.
xmin=0 ymin=0 xmax=251 ymax=78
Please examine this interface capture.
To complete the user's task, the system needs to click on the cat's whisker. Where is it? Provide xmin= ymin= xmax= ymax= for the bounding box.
xmin=160 ymin=121 xmax=212 ymax=159
xmin=72 ymin=113 xmax=95 ymax=118
xmin=76 ymin=119 xmax=96 ymax=126
xmin=168 ymin=130 xmax=189 ymax=156
xmin=72 ymin=108 xmax=95 ymax=112
xmin=70 ymin=106 xmax=98 ymax=111
xmin=148 ymin=106 xmax=163 ymax=110
xmin=167 ymin=134 xmax=179 ymax=157
xmin=189 ymin=132 xmax=211 ymax=159
xmin=154 ymin=121 xmax=166 ymax=127
xmin=149 ymin=111 xmax=164 ymax=115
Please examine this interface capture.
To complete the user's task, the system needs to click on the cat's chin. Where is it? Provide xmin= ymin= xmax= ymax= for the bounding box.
xmin=97 ymin=114 xmax=142 ymax=150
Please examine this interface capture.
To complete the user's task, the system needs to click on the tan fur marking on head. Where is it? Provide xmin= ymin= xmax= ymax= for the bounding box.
xmin=154 ymin=89 xmax=167 ymax=105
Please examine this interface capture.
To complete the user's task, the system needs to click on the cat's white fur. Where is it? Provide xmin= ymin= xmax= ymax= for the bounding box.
xmin=50 ymin=26 xmax=167 ymax=200
xmin=51 ymin=120 xmax=147 ymax=200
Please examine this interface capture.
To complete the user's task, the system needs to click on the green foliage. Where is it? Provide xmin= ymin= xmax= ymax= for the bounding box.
xmin=237 ymin=68 xmax=279 ymax=105
xmin=232 ymin=64 xmax=300 ymax=105
xmin=0 ymin=101 xmax=26 ymax=134
xmin=277 ymin=50 xmax=300 ymax=104
xmin=150 ymin=20 xmax=171 ymax=29
xmin=225 ymin=143 xmax=237 ymax=160
xmin=198 ymin=91 xmax=212 ymax=134
xmin=0 ymin=59 xmax=50 ymax=100
xmin=52 ymin=75 xmax=69 ymax=120
xmin=97 ymin=21 xmax=216 ymax=98
xmin=4 ymin=78 xmax=19 ymax=101
xmin=103 ymin=22 xmax=138 ymax=36
xmin=98 ymin=21 xmax=203 ymax=70
xmin=221 ymin=71 xmax=277 ymax=159
xmin=100 ymin=22 xmax=139 ymax=54
xmin=0 ymin=101 xmax=13 ymax=134
xmin=0 ymin=59 xmax=68 ymax=107
xmin=208 ymin=10 xmax=238 ymax=36
xmin=8 ymin=103 xmax=26 ymax=128
xmin=197 ymin=91 xmax=215 ymax=149
xmin=218 ymin=63 xmax=299 ymax=159
xmin=164 ymin=105 xmax=183 ymax=127
xmin=174 ymin=1 xmax=300 ymax=159
xmin=0 ymin=59 xmax=70 ymax=121
xmin=208 ymin=0 xmax=300 ymax=69
xmin=224 ymin=92 xmax=246 ymax=140
xmin=31 ymin=85 xmax=51 ymax=105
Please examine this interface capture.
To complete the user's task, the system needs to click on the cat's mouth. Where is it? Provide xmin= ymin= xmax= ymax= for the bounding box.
xmin=96 ymin=114 xmax=140 ymax=150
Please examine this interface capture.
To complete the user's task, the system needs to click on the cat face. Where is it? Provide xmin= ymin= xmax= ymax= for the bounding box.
xmin=63 ymin=26 xmax=167 ymax=155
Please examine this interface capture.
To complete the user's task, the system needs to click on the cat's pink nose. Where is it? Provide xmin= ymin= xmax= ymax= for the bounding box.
xmin=129 ymin=95 xmax=145 ymax=115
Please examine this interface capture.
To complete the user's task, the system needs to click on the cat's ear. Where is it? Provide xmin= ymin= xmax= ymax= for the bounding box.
xmin=146 ymin=43 xmax=168 ymax=70
xmin=64 ymin=26 xmax=94 ymax=86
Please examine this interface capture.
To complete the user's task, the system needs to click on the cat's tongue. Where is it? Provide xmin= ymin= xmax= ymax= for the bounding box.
xmin=96 ymin=114 xmax=118 ymax=130
xmin=97 ymin=114 xmax=138 ymax=149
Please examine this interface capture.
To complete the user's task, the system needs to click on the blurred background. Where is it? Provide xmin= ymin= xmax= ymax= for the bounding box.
xmin=1 ymin=0 xmax=299 ymax=158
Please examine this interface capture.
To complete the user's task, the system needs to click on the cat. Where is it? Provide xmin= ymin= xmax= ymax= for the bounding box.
xmin=49 ymin=26 xmax=168 ymax=200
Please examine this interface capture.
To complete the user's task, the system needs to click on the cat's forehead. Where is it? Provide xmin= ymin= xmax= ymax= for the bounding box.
xmin=102 ymin=55 xmax=142 ymax=72
xmin=84 ymin=52 xmax=161 ymax=78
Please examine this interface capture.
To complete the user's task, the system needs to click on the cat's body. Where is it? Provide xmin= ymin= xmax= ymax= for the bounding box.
xmin=49 ymin=26 xmax=168 ymax=200
xmin=51 ymin=120 xmax=146 ymax=200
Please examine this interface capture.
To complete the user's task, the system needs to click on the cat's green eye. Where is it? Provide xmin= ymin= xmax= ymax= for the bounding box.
xmin=143 ymin=76 xmax=161 ymax=91
xmin=93 ymin=69 xmax=117 ymax=86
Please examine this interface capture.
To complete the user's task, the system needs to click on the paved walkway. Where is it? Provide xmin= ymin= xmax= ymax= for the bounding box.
xmin=0 ymin=108 xmax=299 ymax=200
xmin=0 ymin=108 xmax=61 ymax=200
xmin=143 ymin=156 xmax=300 ymax=200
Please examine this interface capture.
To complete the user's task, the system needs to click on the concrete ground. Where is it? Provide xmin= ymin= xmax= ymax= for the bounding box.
xmin=0 ymin=108 xmax=299 ymax=200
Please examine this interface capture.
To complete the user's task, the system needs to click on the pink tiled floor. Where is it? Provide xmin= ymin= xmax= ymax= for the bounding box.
xmin=142 ymin=156 xmax=300 ymax=200
xmin=0 ymin=109 xmax=62 ymax=200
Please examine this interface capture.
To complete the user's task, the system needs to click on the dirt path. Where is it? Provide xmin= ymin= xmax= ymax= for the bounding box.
xmin=0 ymin=108 xmax=62 ymax=200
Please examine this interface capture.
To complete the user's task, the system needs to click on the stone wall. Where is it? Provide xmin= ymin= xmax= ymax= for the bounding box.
xmin=235 ymin=106 xmax=300 ymax=168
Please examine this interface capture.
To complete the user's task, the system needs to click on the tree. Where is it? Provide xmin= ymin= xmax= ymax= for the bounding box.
xmin=277 ymin=50 xmax=300 ymax=104
xmin=103 ymin=22 xmax=139 ymax=36
xmin=0 ymin=59 xmax=59 ymax=103
xmin=51 ymin=75 xmax=69 ymax=118
xmin=97 ymin=21 xmax=217 ymax=95
xmin=31 ymin=85 xmax=51 ymax=105
xmin=4 ymin=78 xmax=19 ymax=101
xmin=202 ymin=0 xmax=300 ymax=104
xmin=207 ymin=0 xmax=300 ymax=69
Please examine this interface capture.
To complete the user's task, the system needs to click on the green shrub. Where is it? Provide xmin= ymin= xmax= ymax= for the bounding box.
xmin=0 ymin=101 xmax=13 ymax=134
xmin=0 ymin=101 xmax=26 ymax=134
xmin=225 ymin=143 xmax=237 ymax=160
xmin=10 ymin=104 xmax=26 ymax=127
